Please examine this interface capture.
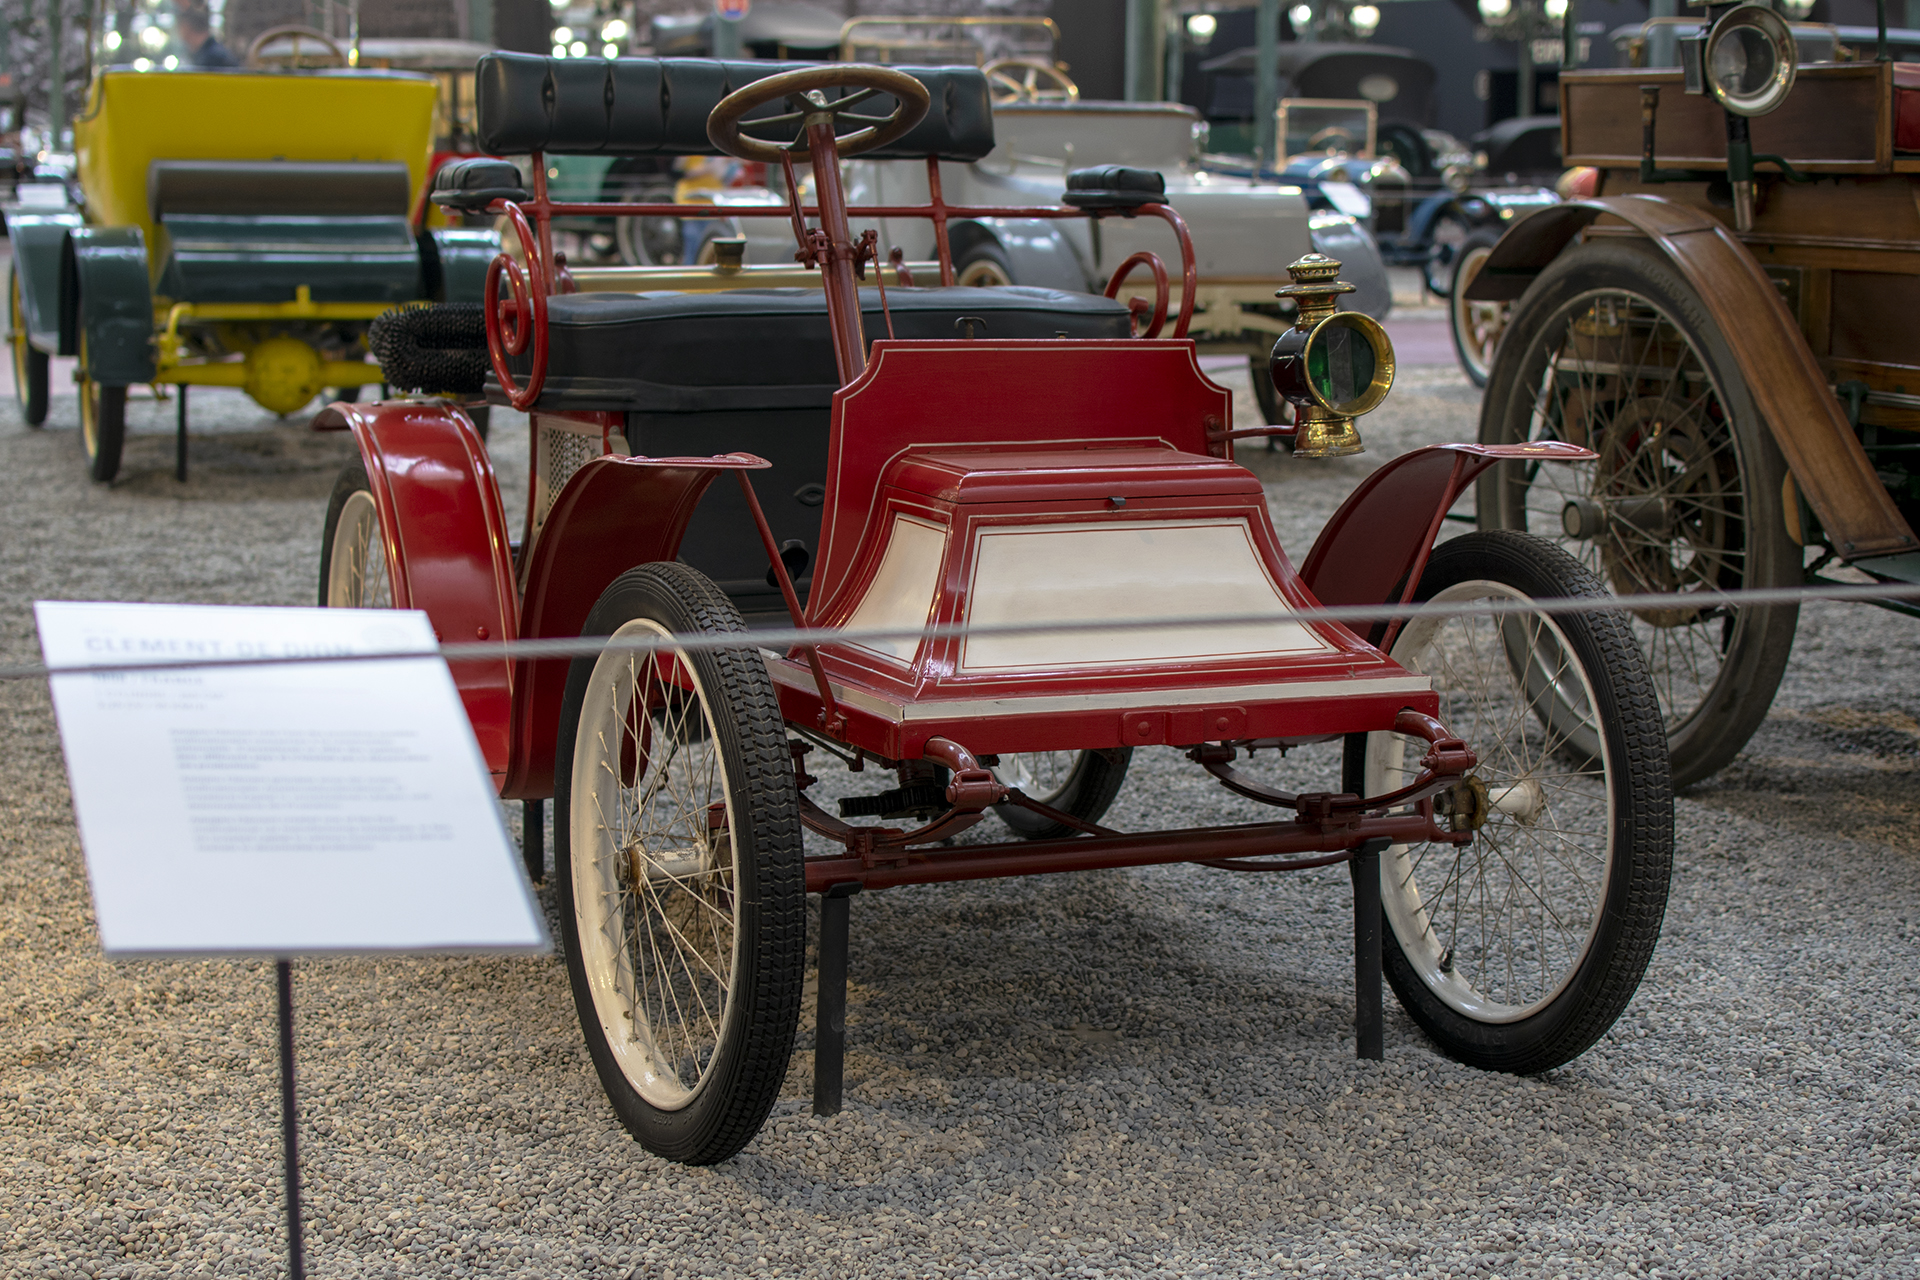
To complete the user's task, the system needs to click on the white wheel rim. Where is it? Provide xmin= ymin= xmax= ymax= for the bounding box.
xmin=572 ymin=618 xmax=739 ymax=1110
xmin=958 ymin=258 xmax=1012 ymax=288
xmin=1452 ymin=245 xmax=1504 ymax=378
xmin=326 ymin=490 xmax=393 ymax=609
xmin=990 ymin=751 xmax=1078 ymax=803
xmin=1370 ymin=580 xmax=1617 ymax=1023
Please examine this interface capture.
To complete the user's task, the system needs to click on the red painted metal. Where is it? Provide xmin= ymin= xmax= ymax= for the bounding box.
xmin=484 ymin=202 xmax=547 ymax=410
xmin=327 ymin=399 xmax=519 ymax=780
xmin=807 ymin=339 xmax=1234 ymax=622
xmin=801 ymin=809 xmax=1455 ymax=893
xmin=1299 ymin=442 xmax=1595 ymax=647
xmin=501 ymin=450 xmax=770 ymax=799
xmin=1105 ymin=250 xmax=1170 ymax=338
xmin=799 ymin=117 xmax=871 ymax=385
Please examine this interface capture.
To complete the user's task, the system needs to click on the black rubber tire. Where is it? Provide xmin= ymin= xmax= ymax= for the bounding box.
xmin=318 ymin=458 xmax=395 ymax=609
xmin=81 ymin=380 xmax=128 ymax=484
xmin=1422 ymin=214 xmax=1469 ymax=299
xmin=991 ymin=748 xmax=1132 ymax=839
xmin=1344 ymin=531 xmax=1673 ymax=1075
xmin=466 ymin=403 xmax=491 ymax=444
xmin=332 ymin=384 xmax=362 ymax=403
xmin=11 ymin=274 xmax=48 ymax=427
xmin=1476 ymin=236 xmax=1800 ymax=789
xmin=955 ymin=241 xmax=1015 ymax=289
xmin=1446 ymin=228 xmax=1502 ymax=389
xmin=554 ymin=562 xmax=804 ymax=1165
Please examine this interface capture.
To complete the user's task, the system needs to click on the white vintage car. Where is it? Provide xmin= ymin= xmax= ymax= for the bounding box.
xmin=733 ymin=94 xmax=1391 ymax=423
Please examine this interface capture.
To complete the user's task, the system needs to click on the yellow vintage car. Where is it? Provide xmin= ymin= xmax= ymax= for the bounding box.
xmin=6 ymin=59 xmax=494 ymax=481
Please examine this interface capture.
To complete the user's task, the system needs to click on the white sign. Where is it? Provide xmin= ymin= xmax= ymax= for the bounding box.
xmin=36 ymin=601 xmax=549 ymax=959
xmin=1317 ymin=180 xmax=1371 ymax=220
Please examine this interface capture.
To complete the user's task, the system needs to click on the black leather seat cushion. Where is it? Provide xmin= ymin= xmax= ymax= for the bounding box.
xmin=475 ymin=53 xmax=994 ymax=161
xmin=499 ymin=286 xmax=1131 ymax=411
xmin=430 ymin=157 xmax=528 ymax=211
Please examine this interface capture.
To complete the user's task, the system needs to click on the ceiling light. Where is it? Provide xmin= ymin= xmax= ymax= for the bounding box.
xmin=1186 ymin=13 xmax=1217 ymax=39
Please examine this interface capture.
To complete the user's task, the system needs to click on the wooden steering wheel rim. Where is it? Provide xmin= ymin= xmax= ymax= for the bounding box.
xmin=707 ymin=65 xmax=931 ymax=165
xmin=982 ymin=57 xmax=1080 ymax=104
xmin=246 ymin=24 xmax=349 ymax=68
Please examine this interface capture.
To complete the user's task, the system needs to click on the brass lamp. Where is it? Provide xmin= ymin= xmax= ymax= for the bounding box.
xmin=1269 ymin=253 xmax=1396 ymax=458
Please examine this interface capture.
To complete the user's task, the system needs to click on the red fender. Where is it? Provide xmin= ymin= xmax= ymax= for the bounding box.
xmin=317 ymin=400 xmax=519 ymax=781
xmin=501 ymin=452 xmax=771 ymax=800
xmin=1299 ymin=441 xmax=1593 ymax=649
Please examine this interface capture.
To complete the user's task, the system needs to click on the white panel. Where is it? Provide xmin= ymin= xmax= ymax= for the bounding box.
xmin=961 ymin=519 xmax=1331 ymax=673
xmin=840 ymin=515 xmax=949 ymax=664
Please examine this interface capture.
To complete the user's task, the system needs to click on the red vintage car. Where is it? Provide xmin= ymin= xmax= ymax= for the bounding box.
xmin=318 ymin=54 xmax=1673 ymax=1166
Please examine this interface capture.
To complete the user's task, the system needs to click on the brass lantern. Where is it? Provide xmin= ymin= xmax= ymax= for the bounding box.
xmin=1269 ymin=253 xmax=1396 ymax=458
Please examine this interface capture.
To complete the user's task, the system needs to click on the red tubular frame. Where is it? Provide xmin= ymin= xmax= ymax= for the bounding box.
xmin=801 ymin=810 xmax=1457 ymax=894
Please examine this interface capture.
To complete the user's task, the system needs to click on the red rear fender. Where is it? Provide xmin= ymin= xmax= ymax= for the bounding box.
xmin=321 ymin=400 xmax=517 ymax=782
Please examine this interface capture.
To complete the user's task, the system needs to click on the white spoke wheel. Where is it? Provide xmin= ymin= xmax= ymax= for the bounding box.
xmin=318 ymin=460 xmax=395 ymax=609
xmin=1347 ymin=531 xmax=1672 ymax=1074
xmin=555 ymin=563 xmax=804 ymax=1165
xmin=991 ymin=748 xmax=1131 ymax=839
xmin=1477 ymin=238 xmax=1799 ymax=788
xmin=1447 ymin=229 xmax=1505 ymax=389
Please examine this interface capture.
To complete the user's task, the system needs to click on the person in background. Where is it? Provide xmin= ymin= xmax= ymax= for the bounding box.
xmin=178 ymin=8 xmax=239 ymax=68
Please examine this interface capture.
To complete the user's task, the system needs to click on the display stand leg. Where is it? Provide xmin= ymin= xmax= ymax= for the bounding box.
xmin=812 ymin=883 xmax=860 ymax=1117
xmin=1350 ymin=838 xmax=1386 ymax=1061
xmin=522 ymin=799 xmax=545 ymax=884
xmin=175 ymin=385 xmax=188 ymax=483
xmin=275 ymin=959 xmax=306 ymax=1280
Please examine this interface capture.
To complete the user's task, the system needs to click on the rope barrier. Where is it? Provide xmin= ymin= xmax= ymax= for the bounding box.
xmin=3 ymin=576 xmax=1917 ymax=683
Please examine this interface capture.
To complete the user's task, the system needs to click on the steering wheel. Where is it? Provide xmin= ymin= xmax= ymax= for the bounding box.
xmin=707 ymin=66 xmax=930 ymax=165
xmin=1307 ymin=126 xmax=1361 ymax=155
xmin=982 ymin=57 xmax=1080 ymax=104
xmin=1105 ymin=252 xmax=1169 ymax=339
xmin=246 ymin=25 xmax=349 ymax=68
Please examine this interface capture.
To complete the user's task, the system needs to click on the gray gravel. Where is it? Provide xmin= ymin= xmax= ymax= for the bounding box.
xmin=3 ymin=312 xmax=1919 ymax=1278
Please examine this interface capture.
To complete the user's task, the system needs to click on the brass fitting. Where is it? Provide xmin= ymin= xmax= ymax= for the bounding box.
xmin=1269 ymin=253 xmax=1395 ymax=458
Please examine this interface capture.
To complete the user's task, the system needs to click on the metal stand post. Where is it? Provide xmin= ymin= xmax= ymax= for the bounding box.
xmin=521 ymin=798 xmax=544 ymax=883
xmin=812 ymin=882 xmax=860 ymax=1116
xmin=1350 ymin=838 xmax=1386 ymax=1061
xmin=175 ymin=385 xmax=188 ymax=483
xmin=275 ymin=960 xmax=307 ymax=1280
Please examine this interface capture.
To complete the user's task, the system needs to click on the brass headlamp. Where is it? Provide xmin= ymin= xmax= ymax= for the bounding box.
xmin=1269 ymin=253 xmax=1396 ymax=458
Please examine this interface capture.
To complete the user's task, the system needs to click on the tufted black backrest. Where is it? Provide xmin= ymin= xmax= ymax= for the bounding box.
xmin=475 ymin=53 xmax=995 ymax=161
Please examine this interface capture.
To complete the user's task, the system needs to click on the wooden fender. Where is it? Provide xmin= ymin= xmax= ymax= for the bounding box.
xmin=318 ymin=400 xmax=519 ymax=782
xmin=1301 ymin=441 xmax=1594 ymax=651
xmin=1465 ymin=194 xmax=1915 ymax=561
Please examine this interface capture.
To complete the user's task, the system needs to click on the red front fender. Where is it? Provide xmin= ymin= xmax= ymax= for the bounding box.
xmin=1299 ymin=441 xmax=1593 ymax=649
xmin=317 ymin=400 xmax=518 ymax=782
xmin=502 ymin=452 xmax=770 ymax=801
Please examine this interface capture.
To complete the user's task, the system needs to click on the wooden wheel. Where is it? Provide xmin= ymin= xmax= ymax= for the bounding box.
xmin=982 ymin=57 xmax=1079 ymax=104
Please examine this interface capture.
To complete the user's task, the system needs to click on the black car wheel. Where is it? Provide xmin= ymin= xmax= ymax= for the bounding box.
xmin=1476 ymin=237 xmax=1801 ymax=787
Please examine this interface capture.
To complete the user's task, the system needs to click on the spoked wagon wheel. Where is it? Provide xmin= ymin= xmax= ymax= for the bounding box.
xmin=318 ymin=459 xmax=395 ymax=609
xmin=991 ymin=748 xmax=1132 ymax=838
xmin=1477 ymin=238 xmax=1800 ymax=788
xmin=1447 ymin=229 xmax=1505 ymax=389
xmin=10 ymin=272 xmax=49 ymax=426
xmin=1347 ymin=531 xmax=1672 ymax=1074
xmin=555 ymin=563 xmax=805 ymax=1165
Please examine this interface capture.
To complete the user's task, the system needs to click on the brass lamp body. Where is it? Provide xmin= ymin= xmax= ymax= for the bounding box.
xmin=1268 ymin=253 xmax=1396 ymax=458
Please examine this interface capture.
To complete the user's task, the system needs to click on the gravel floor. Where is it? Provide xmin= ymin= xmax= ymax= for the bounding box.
xmin=2 ymin=320 xmax=1918 ymax=1279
